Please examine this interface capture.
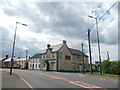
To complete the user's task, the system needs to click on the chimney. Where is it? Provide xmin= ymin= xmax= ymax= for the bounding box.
xmin=63 ymin=40 xmax=66 ymax=45
xmin=47 ymin=44 xmax=51 ymax=49
xmin=6 ymin=55 xmax=8 ymax=59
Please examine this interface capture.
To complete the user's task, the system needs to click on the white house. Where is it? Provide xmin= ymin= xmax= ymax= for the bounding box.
xmin=28 ymin=53 xmax=41 ymax=70
xmin=15 ymin=58 xmax=26 ymax=69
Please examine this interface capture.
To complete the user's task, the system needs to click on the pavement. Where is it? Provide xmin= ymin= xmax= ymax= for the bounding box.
xmin=2 ymin=69 xmax=30 ymax=89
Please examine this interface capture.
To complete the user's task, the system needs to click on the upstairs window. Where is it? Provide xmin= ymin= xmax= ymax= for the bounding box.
xmin=65 ymin=55 xmax=71 ymax=60
xmin=52 ymin=53 xmax=55 ymax=58
xmin=59 ymin=52 xmax=63 ymax=59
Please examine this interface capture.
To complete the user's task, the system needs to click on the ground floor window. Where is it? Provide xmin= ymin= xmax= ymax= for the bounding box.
xmin=50 ymin=62 xmax=55 ymax=69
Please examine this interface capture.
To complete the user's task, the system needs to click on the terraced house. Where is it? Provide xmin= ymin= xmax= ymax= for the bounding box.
xmin=29 ymin=40 xmax=89 ymax=72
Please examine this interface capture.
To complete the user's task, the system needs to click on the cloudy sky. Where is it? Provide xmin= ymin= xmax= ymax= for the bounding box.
xmin=0 ymin=0 xmax=119 ymax=63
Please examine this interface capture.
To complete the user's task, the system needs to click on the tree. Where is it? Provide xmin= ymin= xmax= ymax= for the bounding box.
xmin=110 ymin=61 xmax=117 ymax=74
xmin=102 ymin=60 xmax=111 ymax=74
xmin=116 ymin=60 xmax=120 ymax=75
xmin=102 ymin=60 xmax=120 ymax=75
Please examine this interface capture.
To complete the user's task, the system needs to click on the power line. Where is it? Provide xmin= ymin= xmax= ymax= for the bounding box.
xmin=89 ymin=0 xmax=119 ymax=30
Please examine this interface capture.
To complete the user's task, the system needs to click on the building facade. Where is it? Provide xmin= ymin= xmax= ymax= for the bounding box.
xmin=15 ymin=58 xmax=26 ymax=69
xmin=28 ymin=53 xmax=41 ymax=70
xmin=29 ymin=40 xmax=89 ymax=72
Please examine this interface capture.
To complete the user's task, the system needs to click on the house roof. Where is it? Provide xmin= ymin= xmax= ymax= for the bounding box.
xmin=69 ymin=48 xmax=88 ymax=57
xmin=3 ymin=58 xmax=18 ymax=62
xmin=50 ymin=44 xmax=63 ymax=52
xmin=15 ymin=58 xmax=26 ymax=61
xmin=43 ymin=43 xmax=63 ymax=53
xmin=31 ymin=53 xmax=42 ymax=58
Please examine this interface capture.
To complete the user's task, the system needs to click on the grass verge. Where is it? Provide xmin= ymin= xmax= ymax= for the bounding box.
xmin=87 ymin=72 xmax=119 ymax=77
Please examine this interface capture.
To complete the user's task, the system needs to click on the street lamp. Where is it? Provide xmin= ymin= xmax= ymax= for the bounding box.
xmin=89 ymin=15 xmax=102 ymax=75
xmin=10 ymin=22 xmax=27 ymax=75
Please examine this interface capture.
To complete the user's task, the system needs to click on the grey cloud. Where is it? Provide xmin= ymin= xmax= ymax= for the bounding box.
xmin=0 ymin=1 xmax=118 ymax=58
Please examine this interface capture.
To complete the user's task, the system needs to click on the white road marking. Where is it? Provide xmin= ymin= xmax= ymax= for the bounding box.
xmin=75 ymin=81 xmax=102 ymax=88
xmin=19 ymin=75 xmax=33 ymax=90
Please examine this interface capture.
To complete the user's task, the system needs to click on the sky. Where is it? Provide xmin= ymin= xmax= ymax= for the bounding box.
xmin=0 ymin=0 xmax=119 ymax=63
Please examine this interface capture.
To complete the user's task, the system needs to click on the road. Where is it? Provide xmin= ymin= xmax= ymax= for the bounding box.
xmin=2 ymin=69 xmax=118 ymax=89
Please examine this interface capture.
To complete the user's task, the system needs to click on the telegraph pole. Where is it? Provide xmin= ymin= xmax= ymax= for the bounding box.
xmin=88 ymin=29 xmax=93 ymax=74
xmin=107 ymin=51 xmax=110 ymax=61
xmin=82 ymin=43 xmax=85 ymax=74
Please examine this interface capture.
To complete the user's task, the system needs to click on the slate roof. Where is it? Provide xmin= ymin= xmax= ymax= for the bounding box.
xmin=50 ymin=44 xmax=63 ymax=52
xmin=3 ymin=58 xmax=18 ymax=62
xmin=31 ymin=53 xmax=42 ymax=58
xmin=69 ymin=48 xmax=88 ymax=57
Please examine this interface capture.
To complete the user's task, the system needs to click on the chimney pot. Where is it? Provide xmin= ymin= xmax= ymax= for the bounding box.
xmin=63 ymin=40 xmax=66 ymax=44
xmin=6 ymin=55 xmax=8 ymax=59
xmin=47 ymin=44 xmax=51 ymax=48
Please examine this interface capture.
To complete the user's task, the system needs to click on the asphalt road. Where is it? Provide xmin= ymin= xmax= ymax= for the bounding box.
xmin=2 ymin=69 xmax=119 ymax=89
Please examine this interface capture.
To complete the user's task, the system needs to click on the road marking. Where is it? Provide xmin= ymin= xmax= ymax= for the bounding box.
xmin=19 ymin=75 xmax=33 ymax=90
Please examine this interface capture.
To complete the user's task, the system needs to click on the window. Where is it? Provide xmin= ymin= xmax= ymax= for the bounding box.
xmin=59 ymin=52 xmax=62 ymax=59
xmin=51 ymin=62 xmax=55 ymax=69
xmin=33 ymin=59 xmax=34 ymax=63
xmin=36 ymin=59 xmax=37 ymax=63
xmin=65 ymin=55 xmax=71 ymax=60
xmin=36 ymin=64 xmax=37 ymax=68
xmin=52 ymin=53 xmax=55 ymax=58
xmin=80 ymin=56 xmax=83 ymax=61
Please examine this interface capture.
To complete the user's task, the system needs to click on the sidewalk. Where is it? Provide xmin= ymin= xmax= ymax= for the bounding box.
xmin=2 ymin=70 xmax=30 ymax=89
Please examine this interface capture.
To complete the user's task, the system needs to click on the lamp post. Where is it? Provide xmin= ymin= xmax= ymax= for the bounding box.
xmin=89 ymin=16 xmax=102 ymax=75
xmin=10 ymin=22 xmax=27 ymax=75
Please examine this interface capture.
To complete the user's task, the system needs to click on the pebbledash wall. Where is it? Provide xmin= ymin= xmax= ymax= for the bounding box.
xmin=28 ymin=40 xmax=89 ymax=72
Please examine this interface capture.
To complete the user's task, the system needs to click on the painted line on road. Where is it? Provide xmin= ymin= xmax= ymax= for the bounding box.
xmin=19 ymin=75 xmax=33 ymax=90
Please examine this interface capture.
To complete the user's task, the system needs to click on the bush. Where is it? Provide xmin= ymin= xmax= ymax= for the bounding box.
xmin=102 ymin=60 xmax=111 ymax=74
xmin=102 ymin=60 xmax=120 ymax=75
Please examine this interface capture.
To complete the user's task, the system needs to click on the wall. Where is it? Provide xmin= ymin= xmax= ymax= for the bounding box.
xmin=29 ymin=58 xmax=40 ymax=70
xmin=58 ymin=44 xmax=89 ymax=71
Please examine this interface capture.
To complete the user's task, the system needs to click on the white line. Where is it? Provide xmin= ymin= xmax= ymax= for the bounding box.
xmin=19 ymin=75 xmax=33 ymax=90
xmin=75 ymin=81 xmax=102 ymax=88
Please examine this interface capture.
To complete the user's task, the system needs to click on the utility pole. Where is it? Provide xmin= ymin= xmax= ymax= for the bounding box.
xmin=107 ymin=51 xmax=110 ymax=61
xmin=82 ymin=43 xmax=85 ymax=74
xmin=88 ymin=29 xmax=93 ymax=74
